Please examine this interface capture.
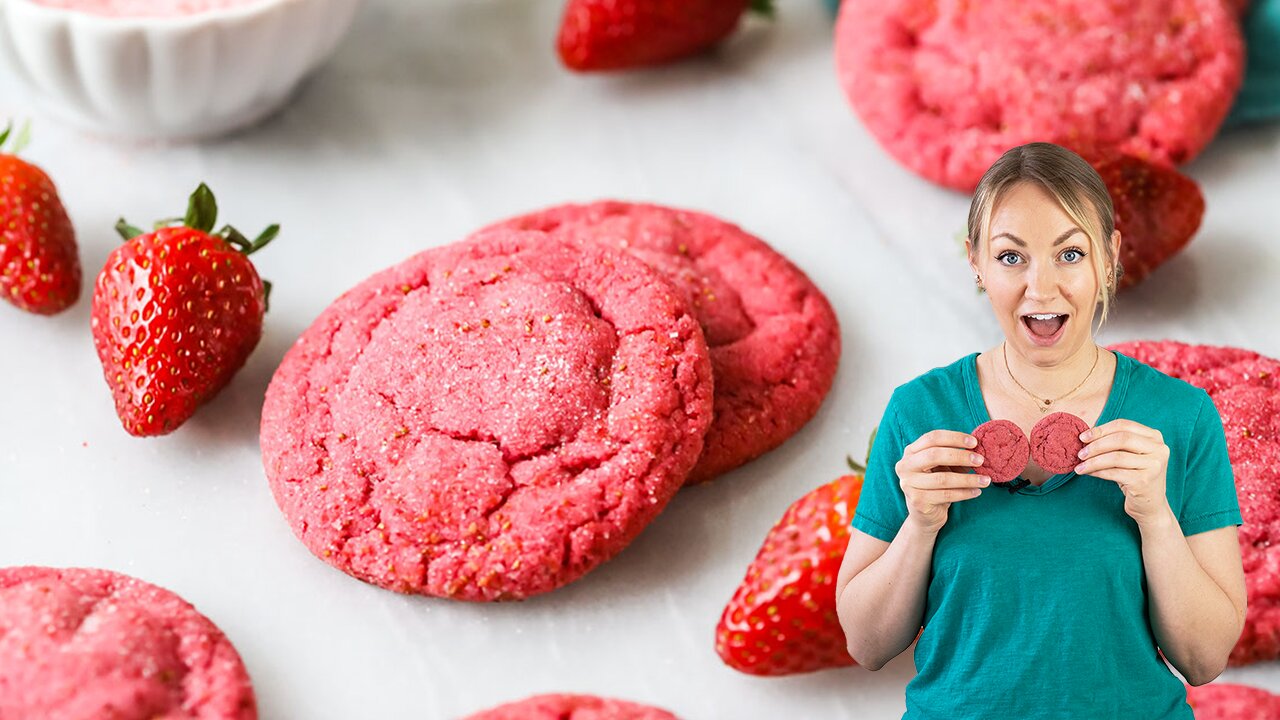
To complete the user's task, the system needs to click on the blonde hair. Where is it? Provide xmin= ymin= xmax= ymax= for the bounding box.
xmin=967 ymin=142 xmax=1121 ymax=331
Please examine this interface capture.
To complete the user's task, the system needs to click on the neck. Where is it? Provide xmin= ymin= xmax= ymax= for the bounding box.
xmin=1002 ymin=340 xmax=1101 ymax=401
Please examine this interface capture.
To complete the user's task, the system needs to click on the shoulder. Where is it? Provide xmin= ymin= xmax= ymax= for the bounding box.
xmin=884 ymin=353 xmax=975 ymax=431
xmin=1117 ymin=350 xmax=1211 ymax=413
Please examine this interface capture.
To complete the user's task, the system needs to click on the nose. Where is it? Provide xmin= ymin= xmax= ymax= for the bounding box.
xmin=1025 ymin=259 xmax=1059 ymax=300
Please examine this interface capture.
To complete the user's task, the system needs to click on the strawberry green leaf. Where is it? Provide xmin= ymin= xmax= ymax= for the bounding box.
xmin=221 ymin=226 xmax=252 ymax=253
xmin=184 ymin=183 xmax=218 ymax=234
xmin=115 ymin=218 xmax=145 ymax=241
xmin=10 ymin=121 xmax=31 ymax=155
xmin=749 ymin=0 xmax=775 ymax=17
xmin=0 ymin=122 xmax=11 ymax=150
xmin=247 ymin=224 xmax=279 ymax=255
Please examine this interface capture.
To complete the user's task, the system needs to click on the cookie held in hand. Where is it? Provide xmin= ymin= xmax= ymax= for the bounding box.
xmin=973 ymin=419 xmax=1030 ymax=485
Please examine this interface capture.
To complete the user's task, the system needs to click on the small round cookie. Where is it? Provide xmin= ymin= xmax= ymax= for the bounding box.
xmin=484 ymin=201 xmax=841 ymax=484
xmin=1186 ymin=682 xmax=1280 ymax=720
xmin=834 ymin=0 xmax=1246 ymax=190
xmin=0 ymin=566 xmax=257 ymax=720
xmin=1030 ymin=412 xmax=1090 ymax=475
xmin=461 ymin=693 xmax=680 ymax=720
xmin=972 ymin=419 xmax=1030 ymax=485
xmin=1110 ymin=341 xmax=1280 ymax=665
xmin=261 ymin=230 xmax=714 ymax=601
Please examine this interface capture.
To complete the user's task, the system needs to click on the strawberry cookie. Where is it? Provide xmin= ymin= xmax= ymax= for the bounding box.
xmin=972 ymin=419 xmax=1030 ymax=485
xmin=1110 ymin=341 xmax=1280 ymax=665
xmin=261 ymin=230 xmax=714 ymax=601
xmin=0 ymin=566 xmax=257 ymax=720
xmin=485 ymin=201 xmax=840 ymax=484
xmin=1185 ymin=682 xmax=1280 ymax=719
xmin=834 ymin=0 xmax=1245 ymax=190
xmin=1030 ymin=412 xmax=1090 ymax=475
xmin=461 ymin=694 xmax=680 ymax=720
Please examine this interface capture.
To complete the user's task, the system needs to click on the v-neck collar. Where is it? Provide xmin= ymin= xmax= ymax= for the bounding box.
xmin=961 ymin=349 xmax=1133 ymax=496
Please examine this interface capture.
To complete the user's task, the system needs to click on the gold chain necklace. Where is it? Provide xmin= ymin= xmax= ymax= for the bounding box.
xmin=1002 ymin=342 xmax=1100 ymax=413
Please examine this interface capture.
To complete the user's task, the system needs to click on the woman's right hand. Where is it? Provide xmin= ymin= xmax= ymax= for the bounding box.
xmin=895 ymin=430 xmax=990 ymax=534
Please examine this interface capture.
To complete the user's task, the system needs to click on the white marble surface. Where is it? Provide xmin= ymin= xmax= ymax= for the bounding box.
xmin=1 ymin=1 xmax=1279 ymax=718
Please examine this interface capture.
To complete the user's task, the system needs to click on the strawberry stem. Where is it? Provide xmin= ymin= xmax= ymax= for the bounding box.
xmin=262 ymin=280 xmax=273 ymax=313
xmin=115 ymin=219 xmax=145 ymax=241
xmin=845 ymin=426 xmax=878 ymax=473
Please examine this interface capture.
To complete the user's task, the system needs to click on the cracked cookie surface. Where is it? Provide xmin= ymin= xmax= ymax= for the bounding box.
xmin=486 ymin=201 xmax=840 ymax=484
xmin=1030 ymin=412 xmax=1090 ymax=475
xmin=835 ymin=0 xmax=1245 ymax=191
xmin=1110 ymin=340 xmax=1280 ymax=665
xmin=0 ymin=566 xmax=257 ymax=720
xmin=973 ymin=419 xmax=1030 ymax=485
xmin=260 ymin=230 xmax=714 ymax=601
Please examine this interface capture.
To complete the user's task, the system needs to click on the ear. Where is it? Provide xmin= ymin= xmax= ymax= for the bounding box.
xmin=965 ymin=238 xmax=978 ymax=274
xmin=1110 ymin=228 xmax=1122 ymax=279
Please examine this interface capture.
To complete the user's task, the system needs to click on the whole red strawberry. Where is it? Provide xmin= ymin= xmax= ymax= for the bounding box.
xmin=91 ymin=184 xmax=277 ymax=436
xmin=557 ymin=0 xmax=774 ymax=72
xmin=0 ymin=122 xmax=81 ymax=315
xmin=715 ymin=454 xmax=868 ymax=675
xmin=1092 ymin=154 xmax=1204 ymax=291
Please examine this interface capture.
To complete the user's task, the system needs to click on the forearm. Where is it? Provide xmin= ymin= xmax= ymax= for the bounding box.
xmin=838 ymin=521 xmax=936 ymax=670
xmin=1140 ymin=508 xmax=1242 ymax=684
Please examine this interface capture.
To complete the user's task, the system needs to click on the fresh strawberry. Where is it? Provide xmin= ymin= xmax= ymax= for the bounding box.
xmin=716 ymin=438 xmax=875 ymax=675
xmin=91 ymin=184 xmax=277 ymax=436
xmin=1092 ymin=154 xmax=1204 ymax=291
xmin=0 ymin=122 xmax=81 ymax=315
xmin=557 ymin=0 xmax=774 ymax=72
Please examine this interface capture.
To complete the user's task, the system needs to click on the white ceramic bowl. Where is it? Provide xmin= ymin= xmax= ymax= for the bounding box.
xmin=0 ymin=0 xmax=362 ymax=140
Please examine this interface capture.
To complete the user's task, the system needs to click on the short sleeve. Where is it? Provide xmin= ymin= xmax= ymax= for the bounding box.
xmin=1178 ymin=392 xmax=1244 ymax=537
xmin=851 ymin=394 xmax=910 ymax=542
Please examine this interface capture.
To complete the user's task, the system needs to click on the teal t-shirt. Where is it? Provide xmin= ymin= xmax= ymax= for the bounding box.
xmin=851 ymin=351 xmax=1244 ymax=720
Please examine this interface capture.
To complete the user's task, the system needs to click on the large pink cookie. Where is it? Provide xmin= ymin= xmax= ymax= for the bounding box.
xmin=461 ymin=694 xmax=680 ymax=720
xmin=485 ymin=201 xmax=841 ymax=484
xmin=261 ymin=230 xmax=714 ymax=601
xmin=1110 ymin=341 xmax=1279 ymax=665
xmin=0 ymin=566 xmax=256 ymax=720
xmin=834 ymin=0 xmax=1245 ymax=191
xmin=1186 ymin=682 xmax=1280 ymax=719
xmin=972 ymin=419 xmax=1030 ymax=485
xmin=1030 ymin=412 xmax=1090 ymax=475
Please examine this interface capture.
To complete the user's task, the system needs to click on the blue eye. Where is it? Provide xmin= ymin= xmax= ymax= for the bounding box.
xmin=1062 ymin=248 xmax=1086 ymax=263
xmin=997 ymin=252 xmax=1021 ymax=266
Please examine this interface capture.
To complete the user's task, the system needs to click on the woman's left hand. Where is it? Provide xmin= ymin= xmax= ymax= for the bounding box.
xmin=1075 ymin=419 xmax=1173 ymax=528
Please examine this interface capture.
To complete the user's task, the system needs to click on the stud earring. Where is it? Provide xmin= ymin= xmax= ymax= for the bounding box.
xmin=974 ymin=274 xmax=985 ymax=293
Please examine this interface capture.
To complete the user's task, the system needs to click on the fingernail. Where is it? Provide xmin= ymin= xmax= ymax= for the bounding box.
xmin=1079 ymin=431 xmax=1091 ymax=442
xmin=972 ymin=454 xmax=984 ymax=465
xmin=979 ymin=476 xmax=991 ymax=486
xmin=1077 ymin=447 xmax=1088 ymax=459
xmin=1075 ymin=464 xmax=1085 ymax=474
xmin=966 ymin=436 xmax=977 ymax=447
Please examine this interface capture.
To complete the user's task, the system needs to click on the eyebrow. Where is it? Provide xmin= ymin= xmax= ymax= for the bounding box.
xmin=990 ymin=228 xmax=1082 ymax=247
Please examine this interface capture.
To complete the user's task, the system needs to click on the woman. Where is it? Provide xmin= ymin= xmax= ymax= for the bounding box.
xmin=835 ymin=142 xmax=1246 ymax=718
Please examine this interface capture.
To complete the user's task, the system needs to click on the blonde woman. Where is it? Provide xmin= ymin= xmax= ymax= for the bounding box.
xmin=836 ymin=142 xmax=1246 ymax=718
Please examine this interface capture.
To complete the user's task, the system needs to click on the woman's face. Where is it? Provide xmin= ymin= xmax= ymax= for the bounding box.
xmin=967 ymin=181 xmax=1118 ymax=365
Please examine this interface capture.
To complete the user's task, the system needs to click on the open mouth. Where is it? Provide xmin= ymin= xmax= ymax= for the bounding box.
xmin=1021 ymin=313 xmax=1068 ymax=343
